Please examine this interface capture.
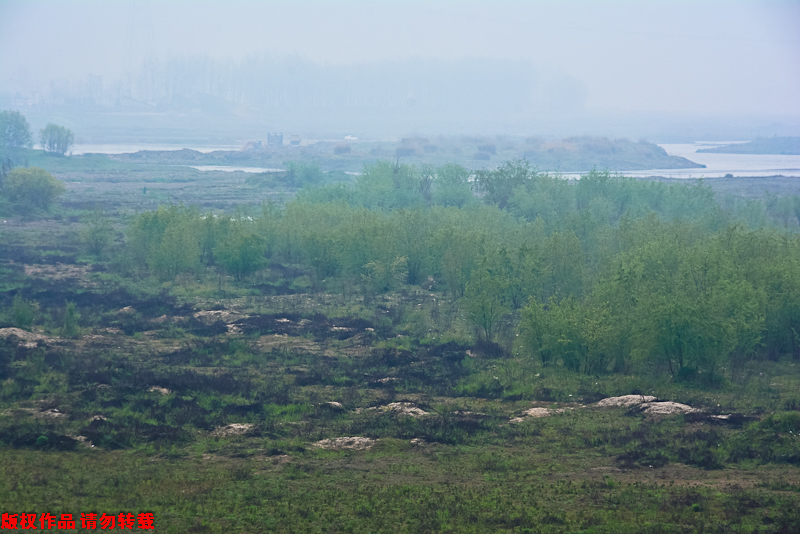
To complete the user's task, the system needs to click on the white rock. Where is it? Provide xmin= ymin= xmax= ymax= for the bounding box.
xmin=314 ymin=437 xmax=375 ymax=450
xmin=211 ymin=423 xmax=254 ymax=437
xmin=595 ymin=395 xmax=657 ymax=408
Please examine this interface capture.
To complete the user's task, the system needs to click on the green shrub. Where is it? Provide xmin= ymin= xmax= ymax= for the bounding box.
xmin=9 ymin=294 xmax=37 ymax=330
xmin=62 ymin=301 xmax=81 ymax=338
xmin=2 ymin=167 xmax=65 ymax=210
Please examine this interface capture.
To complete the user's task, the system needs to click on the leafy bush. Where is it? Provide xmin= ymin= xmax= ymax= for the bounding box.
xmin=9 ymin=294 xmax=38 ymax=330
xmin=2 ymin=167 xmax=65 ymax=210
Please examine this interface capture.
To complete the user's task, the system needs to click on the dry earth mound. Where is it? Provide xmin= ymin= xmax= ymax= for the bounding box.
xmin=596 ymin=395 xmax=657 ymax=407
xmin=359 ymin=402 xmax=429 ymax=418
xmin=510 ymin=407 xmax=568 ymax=423
xmin=212 ymin=423 xmax=254 ymax=437
xmin=0 ymin=328 xmax=50 ymax=348
xmin=595 ymin=395 xmax=698 ymax=416
xmin=638 ymin=401 xmax=696 ymax=416
xmin=314 ymin=437 xmax=376 ymax=450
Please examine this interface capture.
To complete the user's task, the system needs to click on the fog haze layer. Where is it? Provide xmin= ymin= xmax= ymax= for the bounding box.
xmin=1 ymin=1 xmax=798 ymax=140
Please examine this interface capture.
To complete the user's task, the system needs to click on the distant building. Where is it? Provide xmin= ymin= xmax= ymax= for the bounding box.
xmin=267 ymin=133 xmax=283 ymax=146
xmin=345 ymin=135 xmax=358 ymax=141
xmin=290 ymin=135 xmax=301 ymax=146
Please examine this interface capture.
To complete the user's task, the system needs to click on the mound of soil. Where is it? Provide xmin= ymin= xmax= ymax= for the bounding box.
xmin=211 ymin=423 xmax=254 ymax=437
xmin=361 ymin=402 xmax=429 ymax=418
xmin=509 ymin=407 xmax=568 ymax=423
xmin=639 ymin=401 xmax=696 ymax=416
xmin=596 ymin=395 xmax=657 ymax=408
xmin=313 ymin=436 xmax=376 ymax=451
xmin=0 ymin=328 xmax=51 ymax=348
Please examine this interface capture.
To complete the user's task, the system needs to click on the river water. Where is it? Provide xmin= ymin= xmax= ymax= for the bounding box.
xmin=549 ymin=141 xmax=800 ymax=179
xmin=647 ymin=142 xmax=800 ymax=179
xmin=188 ymin=165 xmax=285 ymax=173
xmin=71 ymin=141 xmax=800 ymax=178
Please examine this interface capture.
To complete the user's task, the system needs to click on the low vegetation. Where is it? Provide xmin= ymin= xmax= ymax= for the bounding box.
xmin=1 ymin=151 xmax=800 ymax=532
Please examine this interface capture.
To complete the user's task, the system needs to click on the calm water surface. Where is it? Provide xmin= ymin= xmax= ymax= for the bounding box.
xmin=189 ymin=165 xmax=284 ymax=173
xmin=638 ymin=143 xmax=800 ymax=179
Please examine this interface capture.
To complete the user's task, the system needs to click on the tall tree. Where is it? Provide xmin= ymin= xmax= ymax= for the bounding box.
xmin=39 ymin=124 xmax=74 ymax=155
xmin=464 ymin=266 xmax=509 ymax=342
xmin=0 ymin=110 xmax=33 ymax=148
xmin=217 ymin=232 xmax=266 ymax=281
xmin=474 ymin=159 xmax=536 ymax=209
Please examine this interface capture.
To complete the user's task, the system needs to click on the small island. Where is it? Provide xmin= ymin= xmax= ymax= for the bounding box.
xmin=103 ymin=135 xmax=704 ymax=173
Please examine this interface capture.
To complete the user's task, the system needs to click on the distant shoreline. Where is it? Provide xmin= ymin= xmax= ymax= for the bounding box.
xmin=697 ymin=137 xmax=800 ymax=155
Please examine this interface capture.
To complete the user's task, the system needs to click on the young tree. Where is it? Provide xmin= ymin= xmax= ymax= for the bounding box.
xmin=82 ymin=210 xmax=114 ymax=258
xmin=9 ymin=294 xmax=38 ymax=330
xmin=217 ymin=232 xmax=267 ymax=281
xmin=520 ymin=299 xmax=548 ymax=365
xmin=127 ymin=204 xmax=199 ymax=274
xmin=473 ymin=159 xmax=536 ymax=209
xmin=439 ymin=234 xmax=473 ymax=298
xmin=464 ymin=266 xmax=509 ymax=342
xmin=281 ymin=161 xmax=325 ymax=188
xmin=0 ymin=157 xmax=12 ymax=191
xmin=3 ymin=167 xmax=65 ymax=210
xmin=62 ymin=302 xmax=81 ymax=338
xmin=393 ymin=208 xmax=432 ymax=285
xmin=148 ymin=222 xmax=200 ymax=281
xmin=541 ymin=230 xmax=585 ymax=301
xmin=39 ymin=123 xmax=74 ymax=155
xmin=432 ymin=163 xmax=474 ymax=208
xmin=0 ymin=110 xmax=33 ymax=148
xmin=354 ymin=160 xmax=424 ymax=210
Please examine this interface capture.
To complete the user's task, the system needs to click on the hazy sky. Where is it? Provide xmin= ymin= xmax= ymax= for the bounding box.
xmin=1 ymin=0 xmax=798 ymax=116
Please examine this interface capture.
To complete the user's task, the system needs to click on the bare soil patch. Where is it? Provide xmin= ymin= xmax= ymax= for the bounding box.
xmin=24 ymin=263 xmax=93 ymax=285
xmin=211 ymin=423 xmax=254 ymax=437
xmin=0 ymin=328 xmax=51 ymax=348
xmin=360 ymin=402 xmax=429 ymax=418
xmin=314 ymin=437 xmax=376 ymax=451
xmin=509 ymin=406 xmax=571 ymax=423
